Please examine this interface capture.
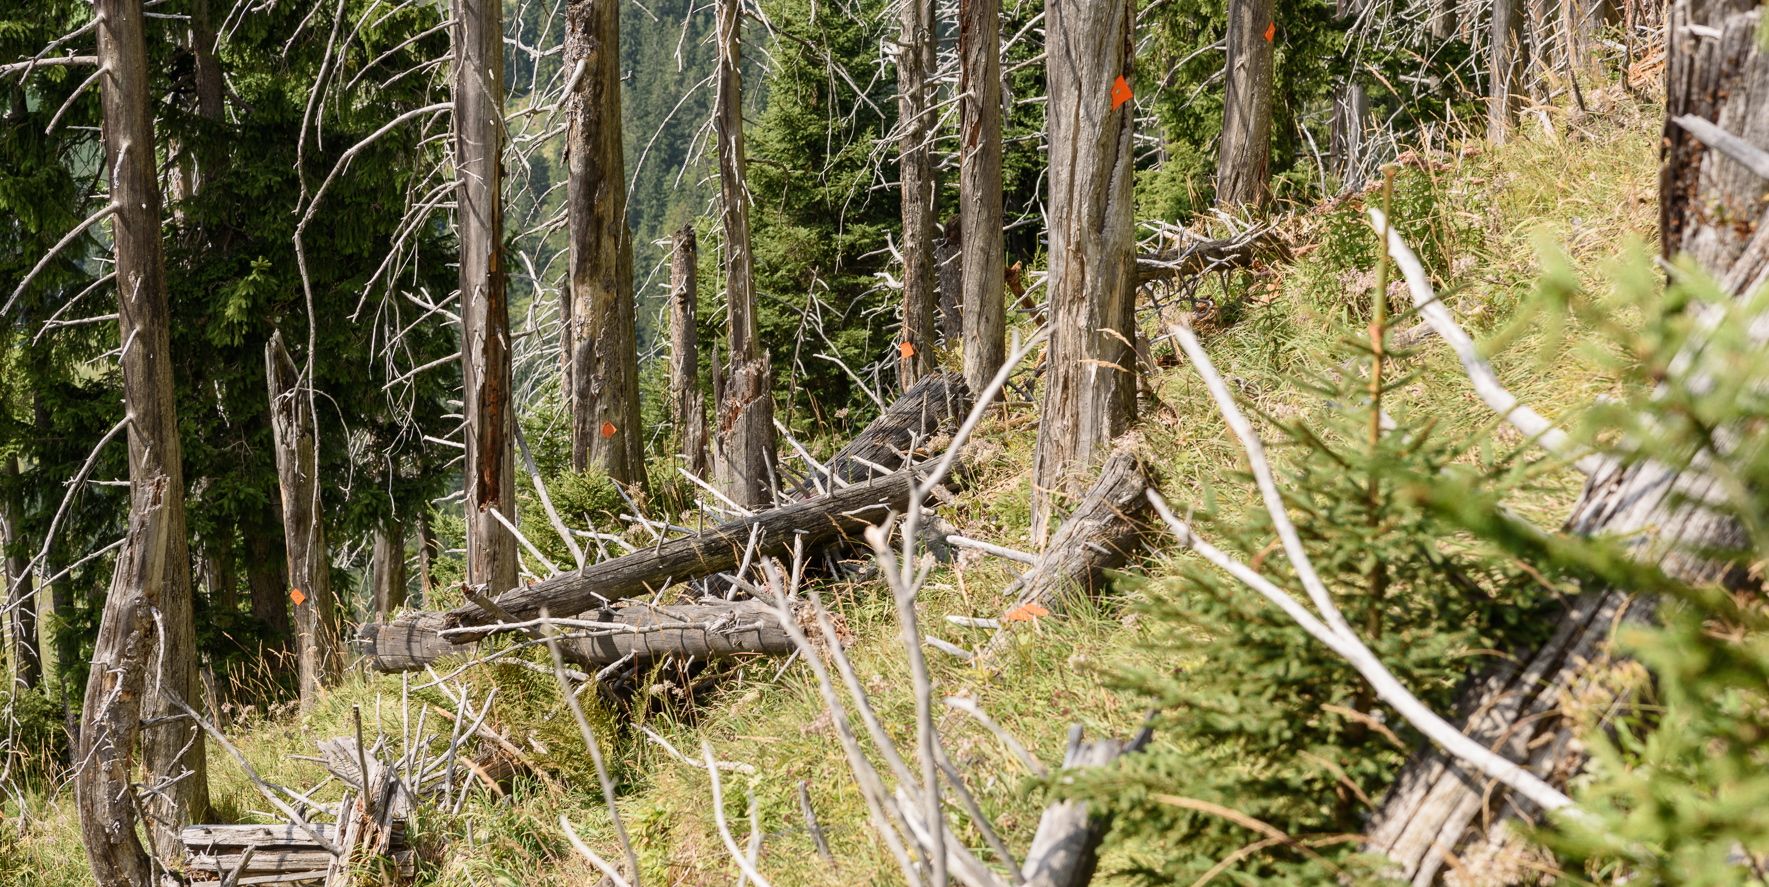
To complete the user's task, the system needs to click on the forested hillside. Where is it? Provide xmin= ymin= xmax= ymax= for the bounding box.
xmin=3 ymin=0 xmax=1769 ymax=885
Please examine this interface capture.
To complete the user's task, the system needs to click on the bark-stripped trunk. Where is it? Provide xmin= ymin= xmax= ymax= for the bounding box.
xmin=959 ymin=0 xmax=1005 ymax=396
xmin=1216 ymin=0 xmax=1275 ymax=208
xmin=372 ymin=518 xmax=407 ymax=622
xmin=1368 ymin=4 xmax=1769 ymax=881
xmin=452 ymin=0 xmax=518 ymax=595
xmin=1331 ymin=0 xmax=1369 ymax=190
xmin=712 ymin=0 xmax=778 ymax=509
xmin=1489 ymin=0 xmax=1527 ymax=144
xmin=78 ymin=0 xmax=208 ymax=876
xmin=564 ymin=0 xmax=644 ymax=488
xmin=245 ymin=502 xmax=291 ymax=652
xmin=669 ymin=224 xmax=709 ymax=477
xmin=1030 ymin=0 xmax=1138 ymax=543
xmin=2 ymin=456 xmax=39 ymax=689
xmin=897 ymin=0 xmax=938 ymax=387
xmin=266 ymin=332 xmax=340 ymax=711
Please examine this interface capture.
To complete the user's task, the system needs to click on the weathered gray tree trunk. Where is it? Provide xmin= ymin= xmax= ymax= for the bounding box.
xmin=415 ymin=509 xmax=436 ymax=606
xmin=2 ymin=456 xmax=39 ymax=689
xmin=1489 ymin=0 xmax=1528 ymax=144
xmin=897 ymin=0 xmax=938 ymax=387
xmin=670 ymin=224 xmax=709 ymax=477
xmin=1368 ymin=4 xmax=1768 ymax=881
xmin=936 ymin=219 xmax=964 ymax=344
xmin=564 ymin=0 xmax=644 ymax=488
xmin=78 ymin=0 xmax=208 ymax=876
xmin=266 ymin=332 xmax=340 ymax=711
xmin=452 ymin=0 xmax=519 ymax=596
xmin=1431 ymin=0 xmax=1459 ymax=40
xmin=1020 ymin=729 xmax=1144 ymax=887
xmin=959 ymin=0 xmax=1006 ymax=396
xmin=372 ymin=519 xmax=407 ymax=622
xmin=713 ymin=0 xmax=778 ymax=509
xmin=1216 ymin=0 xmax=1275 ymax=208
xmin=1331 ymin=0 xmax=1369 ymax=190
xmin=1031 ymin=0 xmax=1139 ymax=543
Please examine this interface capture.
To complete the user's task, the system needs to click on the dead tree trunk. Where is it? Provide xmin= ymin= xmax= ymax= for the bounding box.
xmin=80 ymin=0 xmax=208 ymax=874
xmin=1367 ymin=4 xmax=1768 ymax=880
xmin=809 ymin=371 xmax=969 ymax=491
xmin=897 ymin=0 xmax=938 ymax=388
xmin=1489 ymin=0 xmax=1527 ymax=144
xmin=1020 ymin=727 xmax=1147 ymax=887
xmin=1031 ymin=0 xmax=1139 ymax=544
xmin=1331 ymin=0 xmax=1370 ymax=190
xmin=959 ymin=0 xmax=1005 ymax=396
xmin=713 ymin=0 xmax=778 ymax=509
xmin=266 ymin=332 xmax=341 ymax=710
xmin=245 ymin=501 xmax=292 ymax=652
xmin=1216 ymin=0 xmax=1275 ymax=208
xmin=936 ymin=219 xmax=964 ymax=344
xmin=1011 ymin=439 xmax=1150 ymax=614
xmin=415 ymin=510 xmax=437 ymax=606
xmin=564 ymin=0 xmax=644 ymax=488
xmin=372 ymin=518 xmax=407 ymax=622
xmin=2 ymin=456 xmax=39 ymax=689
xmin=670 ymin=224 xmax=709 ymax=477
xmin=452 ymin=0 xmax=519 ymax=596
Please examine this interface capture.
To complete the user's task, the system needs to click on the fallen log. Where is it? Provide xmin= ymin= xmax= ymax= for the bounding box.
xmin=1365 ymin=5 xmax=1768 ymax=880
xmin=1006 ymin=437 xmax=1152 ymax=615
xmin=361 ymin=599 xmax=795 ymax=673
xmin=1134 ymin=227 xmax=1283 ymax=286
xmin=1020 ymin=726 xmax=1147 ymax=887
xmin=802 ymin=370 xmax=969 ymax=492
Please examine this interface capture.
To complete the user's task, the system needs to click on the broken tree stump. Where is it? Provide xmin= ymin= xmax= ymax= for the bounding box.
xmin=1006 ymin=437 xmax=1153 ymax=615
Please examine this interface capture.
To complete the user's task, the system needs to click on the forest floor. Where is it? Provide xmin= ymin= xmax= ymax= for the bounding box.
xmin=5 ymin=86 xmax=1664 ymax=886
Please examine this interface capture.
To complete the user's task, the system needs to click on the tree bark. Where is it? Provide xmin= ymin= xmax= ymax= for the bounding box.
xmin=1331 ymin=0 xmax=1370 ymax=190
xmin=245 ymin=502 xmax=291 ymax=652
xmin=564 ymin=0 xmax=645 ymax=488
xmin=372 ymin=518 xmax=407 ymax=622
xmin=1488 ymin=0 xmax=1527 ymax=144
xmin=808 ymin=371 xmax=969 ymax=492
xmin=897 ymin=0 xmax=938 ymax=388
xmin=266 ymin=331 xmax=341 ymax=711
xmin=452 ymin=0 xmax=519 ymax=596
xmin=1216 ymin=0 xmax=1275 ymax=208
xmin=1031 ymin=0 xmax=1138 ymax=544
xmin=936 ymin=219 xmax=964 ymax=345
xmin=1011 ymin=439 xmax=1150 ymax=615
xmin=1020 ymin=728 xmax=1144 ymax=887
xmin=670 ymin=224 xmax=709 ymax=477
xmin=1368 ymin=4 xmax=1768 ymax=881
xmin=414 ymin=509 xmax=437 ymax=607
xmin=2 ymin=456 xmax=39 ymax=689
xmin=712 ymin=0 xmax=778 ymax=509
xmin=959 ymin=0 xmax=1006 ymax=397
xmin=80 ymin=0 xmax=208 ymax=872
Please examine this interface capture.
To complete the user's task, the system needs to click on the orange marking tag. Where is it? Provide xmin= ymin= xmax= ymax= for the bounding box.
xmin=600 ymin=420 xmax=618 ymax=439
xmin=1110 ymin=75 xmax=1133 ymax=110
xmin=1264 ymin=20 xmax=1276 ymax=42
xmin=898 ymin=341 xmax=916 ymax=359
xmin=290 ymin=587 xmax=307 ymax=606
xmin=1003 ymin=601 xmax=1050 ymax=623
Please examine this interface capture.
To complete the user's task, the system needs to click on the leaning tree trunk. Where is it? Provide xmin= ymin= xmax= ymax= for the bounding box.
xmin=564 ymin=0 xmax=644 ymax=488
xmin=897 ymin=0 xmax=938 ymax=388
xmin=1489 ymin=0 xmax=1528 ymax=144
xmin=452 ymin=0 xmax=518 ymax=596
xmin=712 ymin=0 xmax=778 ymax=509
xmin=78 ymin=0 xmax=208 ymax=877
xmin=959 ymin=0 xmax=1006 ymax=397
xmin=1367 ymin=3 xmax=1769 ymax=881
xmin=372 ymin=518 xmax=407 ymax=622
xmin=1216 ymin=0 xmax=1275 ymax=208
xmin=2 ymin=456 xmax=39 ymax=689
xmin=670 ymin=224 xmax=709 ymax=477
xmin=266 ymin=332 xmax=341 ymax=711
xmin=1031 ymin=0 xmax=1138 ymax=544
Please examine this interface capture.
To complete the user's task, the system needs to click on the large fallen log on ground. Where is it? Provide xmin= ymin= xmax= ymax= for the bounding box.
xmin=362 ymin=599 xmax=794 ymax=672
xmin=806 ymin=370 xmax=969 ymax=491
xmin=1006 ymin=437 xmax=1152 ymax=615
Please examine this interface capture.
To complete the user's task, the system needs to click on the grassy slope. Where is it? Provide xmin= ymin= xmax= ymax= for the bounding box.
xmin=5 ymin=91 xmax=1660 ymax=887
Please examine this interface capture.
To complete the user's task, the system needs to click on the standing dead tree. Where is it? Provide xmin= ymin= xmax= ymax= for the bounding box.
xmin=1031 ymin=0 xmax=1139 ymax=544
xmin=670 ymin=224 xmax=709 ymax=478
xmin=1489 ymin=0 xmax=1527 ymax=144
xmin=452 ymin=0 xmax=518 ymax=596
xmin=1 ymin=456 xmax=39 ymax=689
xmin=564 ymin=0 xmax=645 ymax=489
xmin=896 ymin=0 xmax=938 ymax=387
xmin=1217 ymin=0 xmax=1275 ymax=208
xmin=372 ymin=518 xmax=407 ymax=622
xmin=1367 ymin=5 xmax=1768 ymax=877
xmin=266 ymin=332 xmax=341 ymax=710
xmin=713 ymin=0 xmax=778 ymax=509
xmin=958 ymin=0 xmax=1005 ymax=397
xmin=76 ymin=0 xmax=209 ymax=877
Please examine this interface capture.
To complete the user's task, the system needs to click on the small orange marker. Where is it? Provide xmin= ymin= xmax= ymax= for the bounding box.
xmin=899 ymin=341 xmax=916 ymax=360
xmin=1003 ymin=601 xmax=1050 ymax=623
xmin=600 ymin=420 xmax=618 ymax=439
xmin=1264 ymin=20 xmax=1276 ymax=42
xmin=290 ymin=587 xmax=307 ymax=606
xmin=1110 ymin=75 xmax=1132 ymax=110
